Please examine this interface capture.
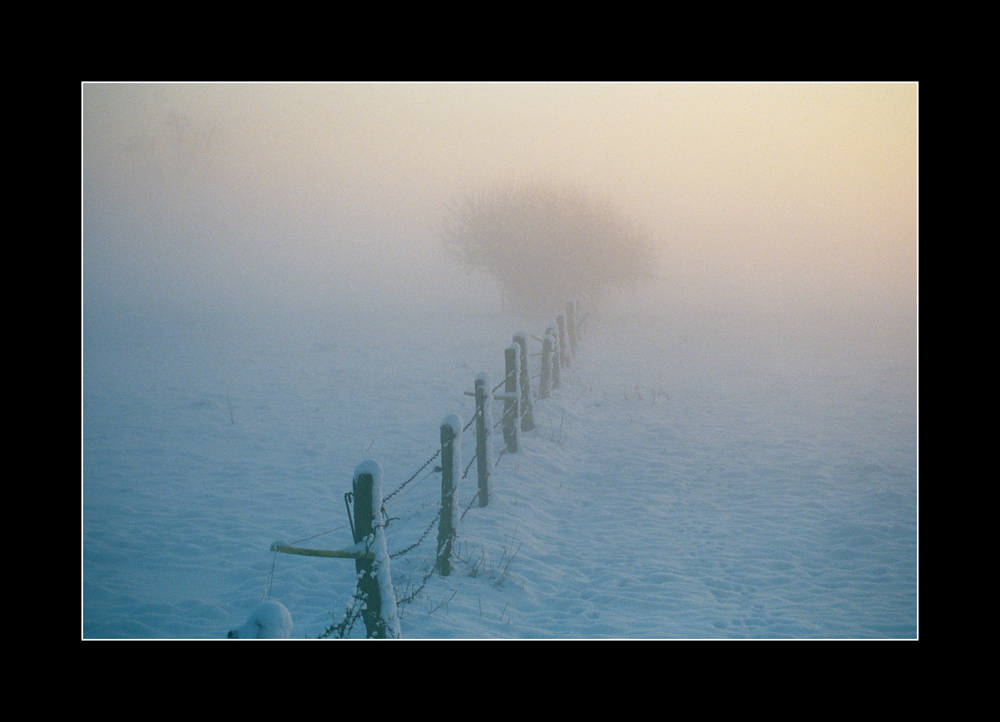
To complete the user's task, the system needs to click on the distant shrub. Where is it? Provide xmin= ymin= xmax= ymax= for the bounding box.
xmin=441 ymin=180 xmax=656 ymax=313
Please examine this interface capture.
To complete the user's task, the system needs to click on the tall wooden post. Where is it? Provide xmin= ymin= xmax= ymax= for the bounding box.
xmin=502 ymin=345 xmax=520 ymax=454
xmin=352 ymin=460 xmax=400 ymax=638
xmin=474 ymin=374 xmax=493 ymax=507
xmin=513 ymin=332 xmax=535 ymax=431
xmin=436 ymin=415 xmax=461 ymax=576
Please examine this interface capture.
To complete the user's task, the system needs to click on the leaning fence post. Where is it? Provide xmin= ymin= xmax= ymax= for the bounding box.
xmin=352 ymin=460 xmax=401 ymax=639
xmin=474 ymin=374 xmax=493 ymax=507
xmin=513 ymin=332 xmax=535 ymax=431
xmin=436 ymin=414 xmax=462 ymax=576
xmin=502 ymin=345 xmax=520 ymax=454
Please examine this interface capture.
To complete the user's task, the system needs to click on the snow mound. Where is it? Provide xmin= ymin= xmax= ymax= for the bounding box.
xmin=227 ymin=600 xmax=293 ymax=639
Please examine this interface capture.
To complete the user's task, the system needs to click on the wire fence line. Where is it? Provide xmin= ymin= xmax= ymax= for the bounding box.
xmin=273 ymin=299 xmax=589 ymax=638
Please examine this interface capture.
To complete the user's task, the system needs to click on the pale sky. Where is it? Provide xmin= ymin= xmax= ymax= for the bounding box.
xmin=82 ymin=82 xmax=917 ymax=323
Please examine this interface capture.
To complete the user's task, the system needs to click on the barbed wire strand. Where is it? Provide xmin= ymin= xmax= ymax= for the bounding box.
xmin=384 ymin=447 xmax=442 ymax=505
xmin=492 ymin=367 xmax=515 ymax=394
xmin=390 ymin=506 xmax=442 ymax=559
xmin=286 ymin=521 xmax=350 ymax=548
xmin=396 ymin=564 xmax=437 ymax=607
xmin=462 ymin=450 xmax=477 ymax=479
xmin=460 ymin=489 xmax=481 ymax=521
xmin=383 ymin=464 xmax=437 ymax=509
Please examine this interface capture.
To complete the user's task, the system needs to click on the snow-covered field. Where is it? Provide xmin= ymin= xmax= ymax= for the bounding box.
xmin=81 ymin=298 xmax=917 ymax=639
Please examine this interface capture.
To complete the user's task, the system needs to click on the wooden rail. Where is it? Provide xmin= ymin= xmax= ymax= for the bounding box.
xmin=270 ymin=541 xmax=374 ymax=561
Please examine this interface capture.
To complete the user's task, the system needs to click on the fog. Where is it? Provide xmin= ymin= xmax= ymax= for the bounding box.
xmin=82 ymin=82 xmax=917 ymax=341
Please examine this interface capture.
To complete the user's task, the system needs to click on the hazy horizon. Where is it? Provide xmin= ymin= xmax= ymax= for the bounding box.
xmin=82 ymin=82 xmax=917 ymax=335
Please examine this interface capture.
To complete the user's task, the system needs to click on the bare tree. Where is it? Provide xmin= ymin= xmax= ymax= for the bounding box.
xmin=441 ymin=181 xmax=656 ymax=313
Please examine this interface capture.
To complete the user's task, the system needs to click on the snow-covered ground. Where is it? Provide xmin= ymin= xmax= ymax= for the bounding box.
xmin=81 ymin=299 xmax=917 ymax=639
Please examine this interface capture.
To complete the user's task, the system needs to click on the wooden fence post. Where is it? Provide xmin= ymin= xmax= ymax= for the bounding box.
xmin=436 ymin=415 xmax=462 ymax=576
xmin=474 ymin=374 xmax=493 ymax=507
xmin=539 ymin=333 xmax=552 ymax=399
xmin=513 ymin=332 xmax=535 ymax=431
xmin=352 ymin=460 xmax=400 ymax=638
xmin=502 ymin=345 xmax=520 ymax=454
xmin=547 ymin=325 xmax=560 ymax=389
xmin=556 ymin=313 xmax=569 ymax=368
